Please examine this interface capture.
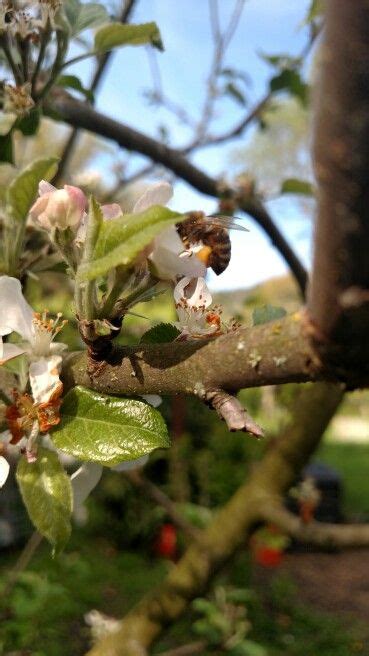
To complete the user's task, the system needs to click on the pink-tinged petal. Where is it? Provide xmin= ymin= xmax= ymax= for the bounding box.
xmin=0 ymin=276 xmax=33 ymax=342
xmin=113 ymin=455 xmax=149 ymax=472
xmin=64 ymin=185 xmax=87 ymax=214
xmin=38 ymin=179 xmax=56 ymax=196
xmin=0 ymin=455 xmax=10 ymax=487
xmin=29 ymin=194 xmax=51 ymax=228
xmin=133 ymin=182 xmax=173 ymax=214
xmin=71 ymin=463 xmax=103 ymax=509
xmin=0 ymin=342 xmax=26 ymax=364
xmin=29 ymin=355 xmax=62 ymax=404
xmin=101 ymin=203 xmax=122 ymax=221
xmin=31 ymin=184 xmax=86 ymax=231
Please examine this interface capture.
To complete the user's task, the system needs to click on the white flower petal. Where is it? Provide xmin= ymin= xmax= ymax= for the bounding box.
xmin=0 ymin=456 xmax=10 ymax=488
xmin=71 ymin=463 xmax=103 ymax=509
xmin=29 ymin=355 xmax=62 ymax=404
xmin=0 ymin=276 xmax=34 ymax=342
xmin=39 ymin=179 xmax=56 ymax=196
xmin=113 ymin=455 xmax=149 ymax=472
xmin=174 ymin=277 xmax=212 ymax=307
xmin=141 ymin=394 xmax=162 ymax=408
xmin=101 ymin=203 xmax=122 ymax=221
xmin=133 ymin=182 xmax=173 ymax=214
xmin=150 ymin=227 xmax=207 ymax=280
xmin=0 ymin=342 xmax=26 ymax=364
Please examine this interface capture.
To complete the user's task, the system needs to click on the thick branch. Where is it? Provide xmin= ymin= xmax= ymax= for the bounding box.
xmin=262 ymin=504 xmax=369 ymax=549
xmin=308 ymin=0 xmax=369 ymax=383
xmin=48 ymin=92 xmax=307 ymax=294
xmin=86 ymin=383 xmax=343 ymax=656
xmin=62 ymin=313 xmax=322 ymax=397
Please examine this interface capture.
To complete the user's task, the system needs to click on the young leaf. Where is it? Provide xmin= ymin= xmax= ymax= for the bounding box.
xmin=52 ymin=386 xmax=171 ymax=466
xmin=76 ymin=205 xmax=182 ymax=281
xmin=223 ymin=82 xmax=247 ymax=106
xmin=6 ymin=157 xmax=59 ymax=222
xmin=56 ymin=75 xmax=94 ymax=101
xmin=73 ymin=2 xmax=109 ymax=34
xmin=270 ymin=69 xmax=308 ymax=105
xmin=16 ymin=447 xmax=72 ymax=552
xmin=140 ymin=323 xmax=180 ymax=344
xmin=252 ymin=305 xmax=287 ymax=325
xmin=280 ymin=178 xmax=314 ymax=196
xmin=94 ymin=22 xmax=164 ymax=54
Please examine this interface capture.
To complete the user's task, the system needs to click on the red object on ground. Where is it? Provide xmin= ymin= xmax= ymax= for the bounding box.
xmin=153 ymin=523 xmax=177 ymax=559
xmin=253 ymin=546 xmax=284 ymax=568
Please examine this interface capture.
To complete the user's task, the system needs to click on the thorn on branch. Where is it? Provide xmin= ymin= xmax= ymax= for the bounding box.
xmin=204 ymin=389 xmax=264 ymax=438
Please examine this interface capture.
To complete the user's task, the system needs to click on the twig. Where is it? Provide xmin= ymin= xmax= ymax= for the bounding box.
xmin=53 ymin=0 xmax=137 ymax=185
xmin=2 ymin=531 xmax=43 ymax=598
xmin=262 ymin=503 xmax=369 ymax=549
xmin=49 ymin=92 xmax=308 ymax=294
xmin=126 ymin=470 xmax=202 ymax=541
xmin=204 ymin=388 xmax=264 ymax=437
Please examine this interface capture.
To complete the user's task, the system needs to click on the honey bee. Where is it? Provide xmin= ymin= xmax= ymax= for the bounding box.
xmin=176 ymin=211 xmax=249 ymax=275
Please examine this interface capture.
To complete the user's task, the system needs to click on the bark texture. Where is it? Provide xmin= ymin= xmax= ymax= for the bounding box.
xmin=86 ymin=383 xmax=343 ymax=656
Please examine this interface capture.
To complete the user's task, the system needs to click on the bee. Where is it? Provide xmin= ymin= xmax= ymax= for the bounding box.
xmin=176 ymin=211 xmax=249 ymax=275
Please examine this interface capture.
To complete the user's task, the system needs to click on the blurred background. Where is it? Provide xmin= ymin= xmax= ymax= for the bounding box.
xmin=1 ymin=1 xmax=369 ymax=655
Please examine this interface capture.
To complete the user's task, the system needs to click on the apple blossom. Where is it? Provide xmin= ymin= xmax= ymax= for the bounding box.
xmin=30 ymin=180 xmax=87 ymax=231
xmin=174 ymin=276 xmax=222 ymax=339
xmin=0 ymin=276 xmax=67 ymax=364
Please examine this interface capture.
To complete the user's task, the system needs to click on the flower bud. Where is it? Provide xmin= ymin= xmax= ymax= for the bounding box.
xmin=30 ymin=181 xmax=87 ymax=231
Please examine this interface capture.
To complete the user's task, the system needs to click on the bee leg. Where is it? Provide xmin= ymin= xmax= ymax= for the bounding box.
xmin=204 ymin=388 xmax=264 ymax=438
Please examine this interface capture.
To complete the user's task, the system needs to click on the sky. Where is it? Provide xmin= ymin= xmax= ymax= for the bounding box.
xmin=70 ymin=0 xmax=313 ymax=291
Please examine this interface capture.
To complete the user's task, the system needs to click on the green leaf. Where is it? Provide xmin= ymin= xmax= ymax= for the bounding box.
xmin=94 ymin=22 xmax=164 ymax=54
xmin=6 ymin=157 xmax=59 ymax=222
xmin=224 ymin=82 xmax=247 ymax=107
xmin=0 ymin=131 xmax=13 ymax=164
xmin=73 ymin=2 xmax=109 ymax=34
xmin=56 ymin=75 xmax=94 ymax=101
xmin=52 ymin=386 xmax=170 ymax=466
xmin=15 ymin=107 xmax=41 ymax=136
xmin=16 ymin=447 xmax=72 ymax=552
xmin=252 ymin=305 xmax=287 ymax=326
xmin=270 ymin=69 xmax=308 ymax=104
xmin=140 ymin=323 xmax=180 ymax=344
xmin=306 ymin=0 xmax=324 ymax=22
xmin=76 ymin=205 xmax=182 ymax=281
xmin=280 ymin=178 xmax=314 ymax=196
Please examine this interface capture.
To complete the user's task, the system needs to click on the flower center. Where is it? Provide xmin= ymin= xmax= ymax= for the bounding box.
xmin=31 ymin=310 xmax=67 ymax=357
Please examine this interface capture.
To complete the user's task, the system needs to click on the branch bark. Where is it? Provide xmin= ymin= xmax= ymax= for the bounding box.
xmin=308 ymin=0 xmax=369 ymax=383
xmin=47 ymin=91 xmax=307 ymax=295
xmin=85 ymin=382 xmax=343 ymax=656
xmin=262 ymin=504 xmax=369 ymax=549
xmin=62 ymin=313 xmax=322 ymax=397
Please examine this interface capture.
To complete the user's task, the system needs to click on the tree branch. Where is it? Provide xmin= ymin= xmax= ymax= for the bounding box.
xmin=85 ymin=383 xmax=343 ymax=655
xmin=48 ymin=91 xmax=308 ymax=294
xmin=62 ymin=313 xmax=322 ymax=398
xmin=262 ymin=503 xmax=369 ymax=549
xmin=308 ymin=0 xmax=369 ymax=383
xmin=53 ymin=0 xmax=137 ymax=185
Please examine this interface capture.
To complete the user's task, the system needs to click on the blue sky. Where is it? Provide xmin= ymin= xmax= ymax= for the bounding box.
xmin=71 ymin=0 xmax=313 ymax=291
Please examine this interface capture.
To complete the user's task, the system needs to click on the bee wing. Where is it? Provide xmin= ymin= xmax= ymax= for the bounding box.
xmin=206 ymin=214 xmax=249 ymax=232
